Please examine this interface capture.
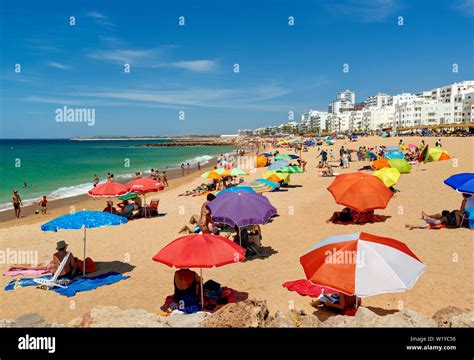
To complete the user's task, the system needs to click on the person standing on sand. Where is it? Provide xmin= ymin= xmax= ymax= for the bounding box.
xmin=181 ymin=164 xmax=185 ymax=176
xmin=92 ymin=175 xmax=99 ymax=187
xmin=12 ymin=190 xmax=22 ymax=219
xmin=38 ymin=196 xmax=48 ymax=215
xmin=197 ymin=162 xmax=201 ymax=171
xmin=186 ymin=163 xmax=191 ymax=175
xmin=163 ymin=172 xmax=169 ymax=187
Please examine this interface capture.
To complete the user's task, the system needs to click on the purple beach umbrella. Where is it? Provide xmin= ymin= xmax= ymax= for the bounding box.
xmin=207 ymin=191 xmax=277 ymax=228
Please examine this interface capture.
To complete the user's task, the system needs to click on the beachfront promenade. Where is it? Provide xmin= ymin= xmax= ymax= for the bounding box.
xmin=0 ymin=136 xmax=472 ymax=325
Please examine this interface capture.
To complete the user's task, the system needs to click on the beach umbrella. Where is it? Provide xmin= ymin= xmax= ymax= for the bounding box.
xmin=428 ymin=147 xmax=450 ymax=162
xmin=88 ymin=182 xmax=128 ymax=197
xmin=214 ymin=168 xmax=227 ymax=175
xmin=127 ymin=178 xmax=165 ymax=217
xmin=127 ymin=178 xmax=164 ymax=193
xmin=388 ymin=159 xmax=412 ymax=174
xmin=274 ymin=154 xmax=292 ymax=160
xmin=372 ymin=158 xmax=390 ymax=170
xmin=385 ymin=145 xmax=401 ymax=152
xmin=418 ymin=145 xmax=430 ymax=163
xmin=217 ymin=186 xmax=255 ymax=196
xmin=443 ymin=173 xmax=474 ymax=194
xmin=374 ymin=168 xmax=401 ymax=188
xmin=254 ymin=178 xmax=280 ymax=189
xmin=266 ymin=174 xmax=283 ymax=184
xmin=240 ymin=181 xmax=274 ymax=193
xmin=385 ymin=151 xmax=405 ymax=160
xmin=228 ymin=167 xmax=248 ymax=176
xmin=300 ymin=232 xmax=426 ymax=297
xmin=152 ymin=234 xmax=245 ymax=308
xmin=260 ymin=153 xmax=272 ymax=157
xmin=327 ymin=172 xmax=394 ymax=212
xmin=268 ymin=160 xmax=289 ymax=170
xmin=276 ymin=166 xmax=303 ymax=174
xmin=402 ymin=144 xmax=417 ymax=150
xmin=364 ymin=152 xmax=377 ymax=160
xmin=201 ymin=171 xmax=222 ymax=179
xmin=117 ymin=192 xmax=138 ymax=201
xmin=256 ymin=155 xmax=268 ymax=168
xmin=41 ymin=211 xmax=128 ymax=275
xmin=207 ymin=191 xmax=277 ymax=228
xmin=262 ymin=170 xmax=291 ymax=183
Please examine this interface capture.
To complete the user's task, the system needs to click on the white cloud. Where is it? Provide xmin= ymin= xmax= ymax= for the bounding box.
xmin=85 ymin=11 xmax=114 ymax=26
xmin=328 ymin=0 xmax=400 ymax=22
xmin=453 ymin=0 xmax=474 ymax=16
xmin=87 ymin=49 xmax=158 ymax=64
xmin=172 ymin=60 xmax=216 ymax=72
xmin=46 ymin=61 xmax=72 ymax=70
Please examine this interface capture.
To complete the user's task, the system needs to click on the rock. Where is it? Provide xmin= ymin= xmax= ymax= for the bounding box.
xmin=12 ymin=313 xmax=48 ymax=328
xmin=266 ymin=309 xmax=323 ymax=328
xmin=165 ymin=312 xmax=209 ymax=328
xmin=201 ymin=299 xmax=269 ymax=328
xmin=432 ymin=306 xmax=471 ymax=327
xmin=0 ymin=319 xmax=13 ymax=328
xmin=322 ymin=307 xmax=437 ymax=328
xmin=449 ymin=312 xmax=474 ymax=328
xmin=68 ymin=306 xmax=169 ymax=328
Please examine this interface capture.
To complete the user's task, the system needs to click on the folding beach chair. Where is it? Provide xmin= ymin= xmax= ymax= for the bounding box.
xmin=148 ymin=198 xmax=160 ymax=216
xmin=33 ymin=252 xmax=71 ymax=289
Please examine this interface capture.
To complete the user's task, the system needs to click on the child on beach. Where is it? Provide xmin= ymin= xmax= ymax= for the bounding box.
xmin=163 ymin=172 xmax=169 ymax=186
xmin=38 ymin=196 xmax=48 ymax=215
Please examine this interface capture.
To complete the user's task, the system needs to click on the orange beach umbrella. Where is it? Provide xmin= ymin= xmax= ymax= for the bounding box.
xmin=327 ymin=172 xmax=393 ymax=212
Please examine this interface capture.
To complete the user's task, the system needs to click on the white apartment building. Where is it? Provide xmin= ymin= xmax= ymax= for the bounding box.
xmin=300 ymin=110 xmax=331 ymax=132
xmin=388 ymin=93 xmax=417 ymax=106
xmin=461 ymin=91 xmax=474 ymax=123
xmin=237 ymin=129 xmax=254 ymax=136
xmin=366 ymin=93 xmax=390 ymax=108
xmin=337 ymin=89 xmax=356 ymax=104
xmin=430 ymin=80 xmax=474 ymax=103
xmin=361 ymin=106 xmax=395 ymax=131
xmin=395 ymin=99 xmax=454 ymax=127
xmin=327 ymin=112 xmax=351 ymax=132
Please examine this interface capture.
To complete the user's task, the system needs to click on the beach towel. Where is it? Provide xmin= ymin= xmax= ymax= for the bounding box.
xmin=4 ymin=272 xmax=128 ymax=297
xmin=282 ymin=279 xmax=338 ymax=298
xmin=3 ymin=269 xmax=51 ymax=277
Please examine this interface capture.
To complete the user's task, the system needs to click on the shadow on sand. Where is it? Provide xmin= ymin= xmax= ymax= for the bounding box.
xmin=89 ymin=261 xmax=136 ymax=276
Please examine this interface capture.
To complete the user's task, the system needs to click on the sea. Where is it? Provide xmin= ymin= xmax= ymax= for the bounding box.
xmin=0 ymin=139 xmax=236 ymax=211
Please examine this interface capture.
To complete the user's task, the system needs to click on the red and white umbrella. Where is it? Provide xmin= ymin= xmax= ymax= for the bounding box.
xmin=300 ymin=232 xmax=426 ymax=297
xmin=127 ymin=178 xmax=165 ymax=217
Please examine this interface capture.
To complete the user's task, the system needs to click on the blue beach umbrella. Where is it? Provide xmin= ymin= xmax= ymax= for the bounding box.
xmin=269 ymin=160 xmax=289 ymax=170
xmin=386 ymin=145 xmax=401 ymax=152
xmin=444 ymin=173 xmax=474 ymax=194
xmin=255 ymin=178 xmax=280 ymax=188
xmin=41 ymin=211 xmax=128 ymax=275
xmin=261 ymin=153 xmax=272 ymax=157
xmin=288 ymin=154 xmax=300 ymax=159
xmin=385 ymin=151 xmax=405 ymax=160
xmin=217 ymin=186 xmax=256 ymax=196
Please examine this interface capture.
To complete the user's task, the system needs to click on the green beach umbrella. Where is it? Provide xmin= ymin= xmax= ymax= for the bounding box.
xmin=117 ymin=192 xmax=138 ymax=201
xmin=229 ymin=167 xmax=248 ymax=176
xmin=275 ymin=154 xmax=292 ymax=160
xmin=276 ymin=166 xmax=303 ymax=174
xmin=388 ymin=159 xmax=412 ymax=174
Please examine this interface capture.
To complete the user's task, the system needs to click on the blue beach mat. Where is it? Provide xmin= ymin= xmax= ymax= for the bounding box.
xmin=4 ymin=271 xmax=129 ymax=297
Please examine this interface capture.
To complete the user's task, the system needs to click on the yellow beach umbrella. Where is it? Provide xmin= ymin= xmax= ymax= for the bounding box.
xmin=374 ymin=167 xmax=401 ymax=188
xmin=201 ymin=171 xmax=222 ymax=179
xmin=262 ymin=170 xmax=291 ymax=183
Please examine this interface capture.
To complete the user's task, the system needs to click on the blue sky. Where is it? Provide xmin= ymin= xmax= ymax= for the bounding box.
xmin=0 ymin=0 xmax=473 ymax=138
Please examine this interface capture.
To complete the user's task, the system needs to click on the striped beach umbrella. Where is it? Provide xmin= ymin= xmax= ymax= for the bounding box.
xmin=269 ymin=160 xmax=289 ymax=170
xmin=300 ymin=232 xmax=426 ymax=297
xmin=428 ymin=147 xmax=450 ymax=162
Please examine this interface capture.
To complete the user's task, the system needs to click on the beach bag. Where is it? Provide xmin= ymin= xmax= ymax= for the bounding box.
xmin=76 ymin=257 xmax=96 ymax=274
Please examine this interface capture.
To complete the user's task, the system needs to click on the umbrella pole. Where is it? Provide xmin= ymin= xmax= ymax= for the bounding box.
xmin=200 ymin=268 xmax=204 ymax=310
xmin=83 ymin=227 xmax=86 ymax=276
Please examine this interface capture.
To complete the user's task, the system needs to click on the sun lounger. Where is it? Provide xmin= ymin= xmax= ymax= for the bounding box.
xmin=33 ymin=252 xmax=71 ymax=289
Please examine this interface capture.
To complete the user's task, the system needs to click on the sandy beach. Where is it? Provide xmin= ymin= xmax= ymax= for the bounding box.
xmin=0 ymin=136 xmax=473 ymax=325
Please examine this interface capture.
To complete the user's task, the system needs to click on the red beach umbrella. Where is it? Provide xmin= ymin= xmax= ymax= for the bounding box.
xmin=127 ymin=178 xmax=164 ymax=194
xmin=327 ymin=172 xmax=393 ymax=212
xmin=127 ymin=178 xmax=165 ymax=217
xmin=88 ymin=181 xmax=129 ymax=197
xmin=152 ymin=234 xmax=245 ymax=308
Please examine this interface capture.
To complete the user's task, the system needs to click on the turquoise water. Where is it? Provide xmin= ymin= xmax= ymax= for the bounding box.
xmin=0 ymin=139 xmax=235 ymax=210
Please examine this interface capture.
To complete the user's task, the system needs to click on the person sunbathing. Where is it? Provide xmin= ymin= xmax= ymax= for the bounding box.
xmin=327 ymin=207 xmax=353 ymax=223
xmin=173 ymin=269 xmax=201 ymax=309
xmin=102 ymin=200 xmax=118 ymax=214
xmin=405 ymin=210 xmax=458 ymax=229
xmin=320 ymin=165 xmax=334 ymax=177
xmin=53 ymin=241 xmax=78 ymax=277
xmin=178 ymin=194 xmax=215 ymax=233
xmin=312 ymin=291 xmax=361 ymax=314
